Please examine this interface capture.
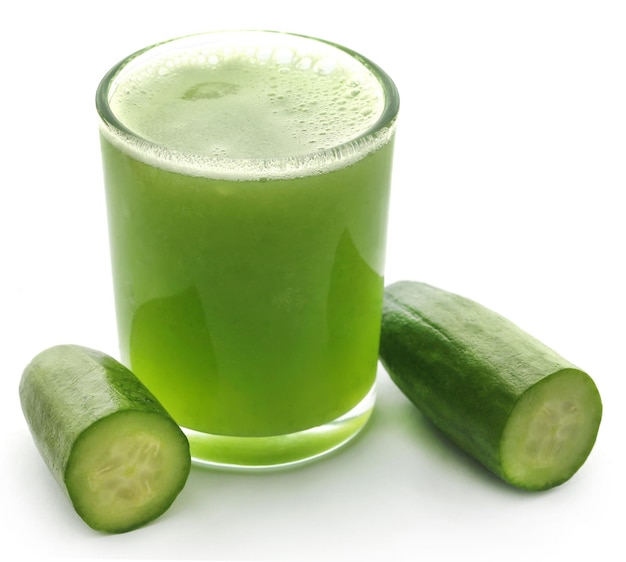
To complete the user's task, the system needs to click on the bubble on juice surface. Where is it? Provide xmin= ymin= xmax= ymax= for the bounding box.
xmin=102 ymin=33 xmax=396 ymax=179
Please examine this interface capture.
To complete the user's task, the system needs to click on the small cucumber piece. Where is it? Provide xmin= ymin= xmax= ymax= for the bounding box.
xmin=379 ymin=281 xmax=602 ymax=491
xmin=19 ymin=345 xmax=191 ymax=532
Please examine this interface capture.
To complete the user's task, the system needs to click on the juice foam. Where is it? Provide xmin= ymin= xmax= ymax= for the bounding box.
xmin=100 ymin=31 xmax=396 ymax=179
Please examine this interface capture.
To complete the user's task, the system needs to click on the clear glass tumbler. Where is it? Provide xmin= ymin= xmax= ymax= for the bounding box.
xmin=96 ymin=30 xmax=399 ymax=468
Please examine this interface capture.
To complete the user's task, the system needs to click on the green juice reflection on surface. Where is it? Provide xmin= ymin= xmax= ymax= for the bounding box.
xmin=97 ymin=31 xmax=398 ymax=467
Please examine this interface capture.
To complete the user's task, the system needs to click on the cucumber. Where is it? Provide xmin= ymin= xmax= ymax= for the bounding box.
xmin=19 ymin=344 xmax=191 ymax=533
xmin=379 ymin=281 xmax=602 ymax=491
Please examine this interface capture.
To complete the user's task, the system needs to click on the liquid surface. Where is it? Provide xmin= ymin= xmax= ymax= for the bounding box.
xmin=104 ymin=33 xmax=390 ymax=177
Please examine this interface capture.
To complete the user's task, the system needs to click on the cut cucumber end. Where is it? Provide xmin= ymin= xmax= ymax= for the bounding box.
xmin=65 ymin=410 xmax=191 ymax=533
xmin=500 ymin=368 xmax=602 ymax=491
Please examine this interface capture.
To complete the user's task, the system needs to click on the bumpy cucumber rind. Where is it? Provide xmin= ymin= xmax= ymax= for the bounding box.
xmin=379 ymin=281 xmax=602 ymax=491
xmin=19 ymin=344 xmax=191 ymax=532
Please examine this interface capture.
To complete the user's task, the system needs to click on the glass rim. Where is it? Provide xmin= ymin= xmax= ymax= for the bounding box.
xmin=95 ymin=30 xmax=400 ymax=180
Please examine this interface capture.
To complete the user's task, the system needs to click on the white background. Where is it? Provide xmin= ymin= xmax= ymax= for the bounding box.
xmin=2 ymin=1 xmax=624 ymax=560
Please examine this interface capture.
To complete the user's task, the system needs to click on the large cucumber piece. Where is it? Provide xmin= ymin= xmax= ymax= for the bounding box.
xmin=19 ymin=345 xmax=191 ymax=532
xmin=379 ymin=281 xmax=602 ymax=490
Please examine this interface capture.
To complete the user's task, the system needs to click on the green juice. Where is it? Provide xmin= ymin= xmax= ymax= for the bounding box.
xmin=97 ymin=31 xmax=398 ymax=466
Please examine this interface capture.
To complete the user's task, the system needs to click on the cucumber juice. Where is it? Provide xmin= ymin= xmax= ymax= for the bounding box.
xmin=97 ymin=31 xmax=399 ymax=467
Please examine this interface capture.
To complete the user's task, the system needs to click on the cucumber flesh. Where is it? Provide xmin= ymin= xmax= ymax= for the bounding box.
xmin=66 ymin=411 xmax=190 ymax=533
xmin=20 ymin=345 xmax=191 ymax=532
xmin=501 ymin=368 xmax=602 ymax=489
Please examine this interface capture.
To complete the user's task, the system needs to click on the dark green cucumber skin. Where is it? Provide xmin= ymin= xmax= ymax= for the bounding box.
xmin=379 ymin=281 xmax=599 ymax=486
xmin=19 ymin=344 xmax=190 ymax=518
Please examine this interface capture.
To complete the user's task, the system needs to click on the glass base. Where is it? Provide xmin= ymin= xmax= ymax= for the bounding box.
xmin=182 ymin=385 xmax=375 ymax=470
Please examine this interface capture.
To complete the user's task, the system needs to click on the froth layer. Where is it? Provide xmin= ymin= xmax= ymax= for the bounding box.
xmin=99 ymin=32 xmax=396 ymax=179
